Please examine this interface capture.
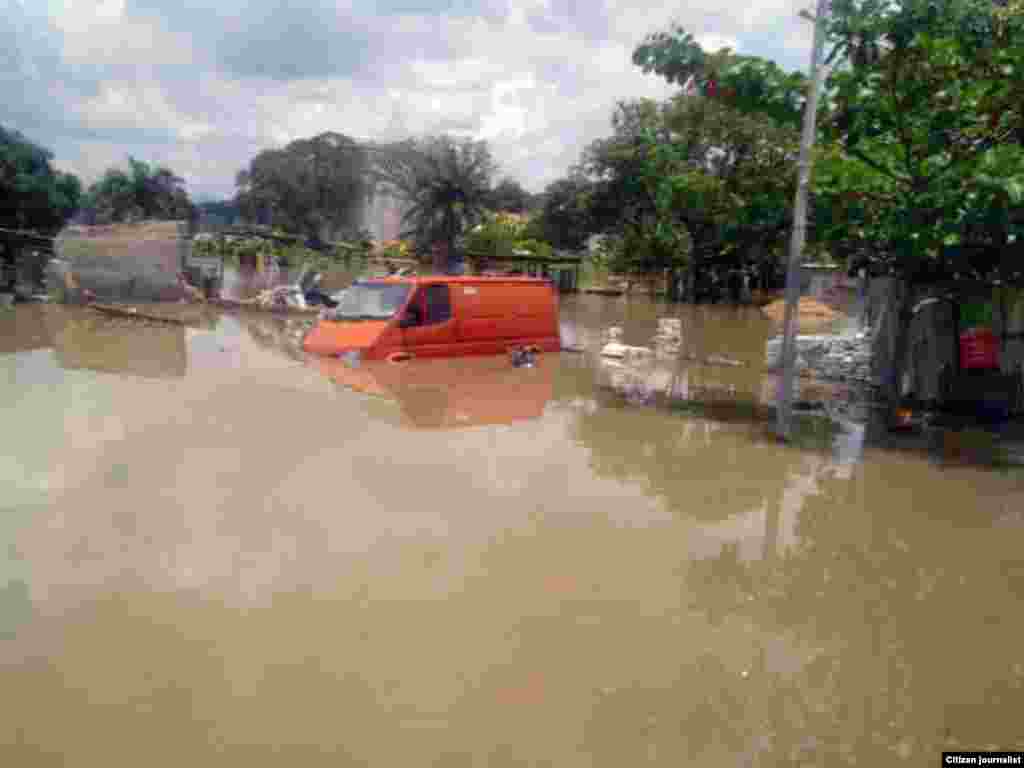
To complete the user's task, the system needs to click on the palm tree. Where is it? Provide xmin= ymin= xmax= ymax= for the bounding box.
xmin=370 ymin=135 xmax=496 ymax=272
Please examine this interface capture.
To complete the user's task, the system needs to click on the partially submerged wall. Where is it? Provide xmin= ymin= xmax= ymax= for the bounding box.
xmin=51 ymin=220 xmax=190 ymax=302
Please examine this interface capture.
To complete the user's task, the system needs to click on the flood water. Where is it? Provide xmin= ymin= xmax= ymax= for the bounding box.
xmin=2 ymin=292 xmax=1023 ymax=766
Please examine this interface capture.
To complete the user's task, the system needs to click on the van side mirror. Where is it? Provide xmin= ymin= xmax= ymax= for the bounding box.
xmin=398 ymin=310 xmax=418 ymax=328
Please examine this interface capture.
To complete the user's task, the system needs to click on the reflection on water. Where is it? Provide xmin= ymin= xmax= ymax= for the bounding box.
xmin=314 ymin=354 xmax=556 ymax=429
xmin=1 ymin=294 xmax=1022 ymax=766
xmin=49 ymin=309 xmax=188 ymax=380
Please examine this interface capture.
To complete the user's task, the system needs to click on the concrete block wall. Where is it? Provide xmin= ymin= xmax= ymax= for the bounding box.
xmin=52 ymin=220 xmax=190 ymax=301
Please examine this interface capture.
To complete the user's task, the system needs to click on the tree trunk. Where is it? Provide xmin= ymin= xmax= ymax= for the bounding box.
xmin=432 ymin=241 xmax=447 ymax=274
xmin=884 ymin=283 xmax=914 ymax=413
xmin=667 ymin=268 xmax=680 ymax=302
xmin=442 ymin=206 xmax=456 ymax=274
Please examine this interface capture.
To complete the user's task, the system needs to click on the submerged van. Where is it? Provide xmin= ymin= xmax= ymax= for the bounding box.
xmin=302 ymin=276 xmax=560 ymax=361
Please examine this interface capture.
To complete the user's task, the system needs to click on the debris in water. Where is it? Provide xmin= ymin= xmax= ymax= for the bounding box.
xmin=89 ymin=304 xmax=187 ymax=325
xmin=600 ymin=342 xmax=653 ymax=359
xmin=510 ymin=347 xmax=537 ymax=368
xmin=705 ymin=353 xmax=746 ymax=368
xmin=761 ymin=297 xmax=839 ymax=325
xmin=177 ymin=272 xmax=206 ymax=303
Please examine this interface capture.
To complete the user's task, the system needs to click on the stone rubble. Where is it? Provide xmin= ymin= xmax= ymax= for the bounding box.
xmin=644 ymin=316 xmax=875 ymax=385
xmin=766 ymin=330 xmax=874 ymax=384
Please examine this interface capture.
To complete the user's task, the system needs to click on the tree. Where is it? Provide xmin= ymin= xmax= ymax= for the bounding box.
xmin=80 ymin=157 xmax=195 ymax=225
xmin=579 ymin=96 xmax=799 ymax=299
xmin=464 ymin=211 xmax=553 ymax=270
xmin=634 ymin=1 xmax=1024 ymax=397
xmin=485 ymin=178 xmax=531 ymax=213
xmin=464 ymin=212 xmax=525 ymax=260
xmin=528 ymin=173 xmax=595 ymax=252
xmin=0 ymin=125 xmax=81 ymax=233
xmin=235 ymin=132 xmax=371 ymax=242
xmin=633 ymin=24 xmax=812 ymax=131
xmin=370 ymin=135 xmax=497 ymax=272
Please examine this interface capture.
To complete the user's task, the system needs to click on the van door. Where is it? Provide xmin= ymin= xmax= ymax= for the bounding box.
xmin=399 ymin=283 xmax=456 ymax=357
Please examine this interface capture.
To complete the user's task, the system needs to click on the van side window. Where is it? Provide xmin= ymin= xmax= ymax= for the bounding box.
xmin=424 ymin=284 xmax=452 ymax=324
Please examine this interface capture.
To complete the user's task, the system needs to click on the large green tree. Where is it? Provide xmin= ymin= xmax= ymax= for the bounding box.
xmin=0 ymin=125 xmax=81 ymax=233
xmin=81 ymin=157 xmax=195 ymax=226
xmin=634 ymin=0 xmax=1024 ymax=395
xmin=579 ymin=96 xmax=800 ymax=298
xmin=528 ymin=172 xmax=595 ymax=253
xmin=370 ymin=135 xmax=497 ymax=272
xmin=235 ymin=132 xmax=371 ymax=242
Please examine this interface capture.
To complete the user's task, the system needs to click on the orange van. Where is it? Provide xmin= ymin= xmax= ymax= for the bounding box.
xmin=302 ymin=276 xmax=561 ymax=361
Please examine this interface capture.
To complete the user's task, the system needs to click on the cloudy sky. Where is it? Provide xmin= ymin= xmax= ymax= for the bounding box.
xmin=4 ymin=0 xmax=814 ymax=201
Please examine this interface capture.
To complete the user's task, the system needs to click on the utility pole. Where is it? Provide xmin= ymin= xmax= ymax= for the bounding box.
xmin=776 ymin=0 xmax=830 ymax=441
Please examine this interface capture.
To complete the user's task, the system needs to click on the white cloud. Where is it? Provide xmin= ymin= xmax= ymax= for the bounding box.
xmin=697 ymin=34 xmax=741 ymax=53
xmin=4 ymin=0 xmax=813 ymax=198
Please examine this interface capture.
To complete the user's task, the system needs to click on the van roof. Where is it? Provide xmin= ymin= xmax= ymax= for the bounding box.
xmin=356 ymin=275 xmax=554 ymax=286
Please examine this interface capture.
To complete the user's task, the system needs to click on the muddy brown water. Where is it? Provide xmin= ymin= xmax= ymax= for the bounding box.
xmin=2 ymin=294 xmax=1023 ymax=766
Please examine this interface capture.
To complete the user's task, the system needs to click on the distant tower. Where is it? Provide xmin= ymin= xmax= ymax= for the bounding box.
xmin=358 ymin=185 xmax=404 ymax=242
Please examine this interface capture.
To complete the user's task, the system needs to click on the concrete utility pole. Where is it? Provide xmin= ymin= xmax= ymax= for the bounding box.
xmin=776 ymin=0 xmax=830 ymax=441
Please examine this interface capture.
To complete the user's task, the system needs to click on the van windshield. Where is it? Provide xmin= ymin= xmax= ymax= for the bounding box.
xmin=333 ymin=282 xmax=411 ymax=320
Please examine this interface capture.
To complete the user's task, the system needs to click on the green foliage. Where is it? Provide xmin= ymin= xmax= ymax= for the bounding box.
xmin=824 ymin=0 xmax=1024 ymax=279
xmin=370 ymin=135 xmax=497 ymax=269
xmin=580 ymin=95 xmax=798 ymax=281
xmin=512 ymin=238 xmax=553 ymax=259
xmin=485 ymin=178 xmax=531 ymax=213
xmin=81 ymin=157 xmax=194 ymax=225
xmin=0 ymin=125 xmax=82 ymax=233
xmin=379 ymin=243 xmax=402 ymax=260
xmin=464 ymin=213 xmax=522 ymax=259
xmin=634 ymin=0 xmax=1024 ymax=283
xmin=632 ymin=23 xmax=812 ymax=130
xmin=530 ymin=173 xmax=594 ymax=252
xmin=235 ymin=132 xmax=371 ymax=240
xmin=464 ymin=212 xmax=553 ymax=264
xmin=195 ymin=234 xmax=364 ymax=273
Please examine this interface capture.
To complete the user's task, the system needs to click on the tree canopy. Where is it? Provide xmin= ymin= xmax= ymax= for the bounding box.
xmin=630 ymin=0 xmax=1024 ymax=399
xmin=529 ymin=172 xmax=595 ymax=253
xmin=0 ymin=125 xmax=82 ymax=234
xmin=235 ymin=132 xmax=371 ymax=242
xmin=80 ymin=157 xmax=195 ymax=226
xmin=370 ymin=135 xmax=497 ymax=271
xmin=575 ymin=95 xmax=800 ymax=289
xmin=632 ymin=0 xmax=1024 ymax=284
xmin=485 ymin=178 xmax=532 ymax=213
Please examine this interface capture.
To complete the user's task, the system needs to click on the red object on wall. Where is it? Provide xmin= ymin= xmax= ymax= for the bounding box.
xmin=959 ymin=327 xmax=999 ymax=370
